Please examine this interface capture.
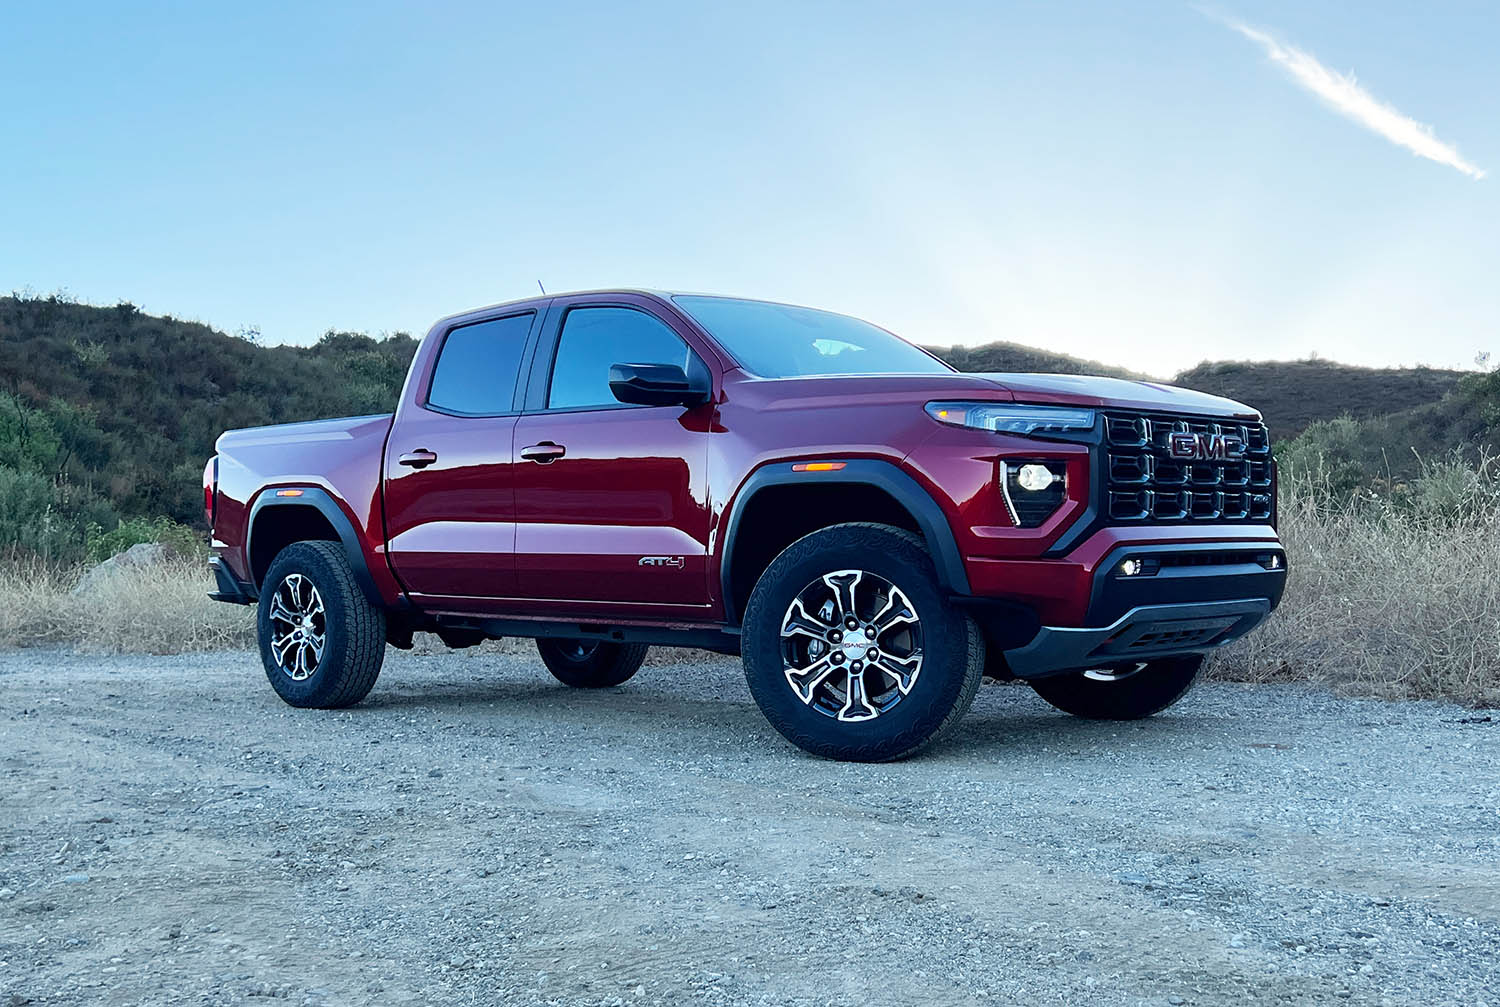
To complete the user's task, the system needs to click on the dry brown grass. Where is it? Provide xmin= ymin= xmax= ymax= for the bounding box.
xmin=1207 ymin=471 xmax=1500 ymax=706
xmin=0 ymin=556 xmax=253 ymax=654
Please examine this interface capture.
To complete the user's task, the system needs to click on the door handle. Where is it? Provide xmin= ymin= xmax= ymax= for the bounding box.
xmin=520 ymin=441 xmax=566 ymax=464
xmin=397 ymin=449 xmax=438 ymax=469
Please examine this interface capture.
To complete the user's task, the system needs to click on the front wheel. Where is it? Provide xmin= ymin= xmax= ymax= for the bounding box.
xmin=256 ymin=540 xmax=387 ymax=708
xmin=537 ymin=638 xmax=648 ymax=688
xmin=741 ymin=523 xmax=984 ymax=762
xmin=1028 ymin=654 xmax=1205 ymax=720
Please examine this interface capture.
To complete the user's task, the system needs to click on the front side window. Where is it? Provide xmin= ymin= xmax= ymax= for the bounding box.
xmin=426 ymin=312 xmax=533 ymax=415
xmin=548 ymin=307 xmax=690 ymax=410
xmin=673 ymin=295 xmax=952 ymax=379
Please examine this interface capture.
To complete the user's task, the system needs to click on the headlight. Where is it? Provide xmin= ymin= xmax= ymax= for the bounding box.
xmin=926 ymin=402 xmax=1095 ymax=436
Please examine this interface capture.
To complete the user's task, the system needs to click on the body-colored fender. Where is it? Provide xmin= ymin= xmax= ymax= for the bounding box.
xmin=715 ymin=458 xmax=971 ymax=625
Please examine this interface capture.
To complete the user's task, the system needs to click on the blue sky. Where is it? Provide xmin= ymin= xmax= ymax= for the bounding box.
xmin=2 ymin=0 xmax=1495 ymax=376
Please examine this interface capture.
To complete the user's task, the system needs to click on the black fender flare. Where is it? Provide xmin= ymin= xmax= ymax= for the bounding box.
xmin=245 ymin=487 xmax=384 ymax=607
xmin=717 ymin=459 xmax=971 ymax=624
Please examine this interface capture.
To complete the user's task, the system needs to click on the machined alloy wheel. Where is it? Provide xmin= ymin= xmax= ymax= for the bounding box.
xmin=741 ymin=523 xmax=984 ymax=762
xmin=267 ymin=573 xmax=326 ymax=681
xmin=1029 ymin=654 xmax=1205 ymax=720
xmin=780 ymin=569 xmax=924 ymax=723
xmin=556 ymin=640 xmax=600 ymax=663
xmin=536 ymin=637 xmax=649 ymax=688
xmin=255 ymin=540 xmax=386 ymax=709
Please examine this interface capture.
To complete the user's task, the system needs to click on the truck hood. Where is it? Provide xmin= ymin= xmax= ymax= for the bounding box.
xmin=973 ymin=372 xmax=1260 ymax=421
xmin=730 ymin=371 xmax=1260 ymax=421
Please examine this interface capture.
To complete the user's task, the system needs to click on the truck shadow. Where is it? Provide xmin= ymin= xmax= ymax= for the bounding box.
xmin=351 ymin=673 xmax=1204 ymax=761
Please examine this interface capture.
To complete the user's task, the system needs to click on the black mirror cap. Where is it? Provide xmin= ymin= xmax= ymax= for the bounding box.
xmin=609 ymin=362 xmax=711 ymax=407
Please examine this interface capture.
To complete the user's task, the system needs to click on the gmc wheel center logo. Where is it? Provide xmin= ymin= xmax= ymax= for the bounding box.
xmin=1168 ymin=431 xmax=1247 ymax=461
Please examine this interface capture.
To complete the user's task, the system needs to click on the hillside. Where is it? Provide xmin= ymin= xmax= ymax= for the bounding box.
xmin=1172 ymin=359 xmax=1466 ymax=440
xmin=0 ymin=294 xmax=416 ymax=558
xmin=0 ymin=293 xmax=1481 ymax=561
xmin=930 ymin=340 xmax=1143 ymax=379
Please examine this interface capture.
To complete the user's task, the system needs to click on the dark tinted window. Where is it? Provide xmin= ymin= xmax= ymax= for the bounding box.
xmin=426 ymin=313 xmax=533 ymax=415
xmin=548 ymin=307 xmax=690 ymax=410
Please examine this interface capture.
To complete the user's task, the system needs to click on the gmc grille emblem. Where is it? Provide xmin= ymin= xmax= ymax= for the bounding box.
xmin=1168 ymin=431 xmax=1246 ymax=461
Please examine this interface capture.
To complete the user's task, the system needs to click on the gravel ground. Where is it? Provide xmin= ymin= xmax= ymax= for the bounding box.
xmin=1 ymin=647 xmax=1497 ymax=1006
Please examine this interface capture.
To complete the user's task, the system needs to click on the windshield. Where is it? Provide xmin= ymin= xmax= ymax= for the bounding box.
xmin=672 ymin=295 xmax=953 ymax=379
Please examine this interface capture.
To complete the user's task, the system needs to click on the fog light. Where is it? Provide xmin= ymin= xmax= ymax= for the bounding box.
xmin=1269 ymin=554 xmax=1282 ymax=570
xmin=1016 ymin=463 xmax=1057 ymax=491
xmin=1118 ymin=558 xmax=1143 ymax=577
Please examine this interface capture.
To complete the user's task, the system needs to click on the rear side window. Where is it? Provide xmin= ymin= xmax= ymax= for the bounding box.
xmin=426 ymin=313 xmax=533 ymax=415
xmin=548 ymin=307 xmax=690 ymax=410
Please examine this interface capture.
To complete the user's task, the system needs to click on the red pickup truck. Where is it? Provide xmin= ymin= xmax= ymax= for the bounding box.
xmin=205 ymin=290 xmax=1285 ymax=761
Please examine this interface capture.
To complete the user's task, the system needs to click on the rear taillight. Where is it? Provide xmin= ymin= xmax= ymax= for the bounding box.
xmin=203 ymin=456 xmax=218 ymax=528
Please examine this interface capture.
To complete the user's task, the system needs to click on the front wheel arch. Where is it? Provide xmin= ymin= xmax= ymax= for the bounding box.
xmin=719 ymin=459 xmax=970 ymax=625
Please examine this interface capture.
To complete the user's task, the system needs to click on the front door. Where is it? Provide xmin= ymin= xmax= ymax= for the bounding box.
xmin=510 ymin=302 xmax=714 ymax=617
xmin=383 ymin=310 xmax=536 ymax=604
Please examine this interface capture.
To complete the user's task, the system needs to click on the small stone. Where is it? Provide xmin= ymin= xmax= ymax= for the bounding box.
xmin=428 ymin=769 xmax=443 ymax=778
xmin=1168 ymin=998 xmax=1187 ymax=1006
xmin=0 ymin=888 xmax=15 ymax=900
xmin=62 ymin=873 xmax=90 ymax=884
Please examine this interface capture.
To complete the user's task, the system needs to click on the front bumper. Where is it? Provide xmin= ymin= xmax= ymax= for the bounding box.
xmin=1001 ymin=598 xmax=1271 ymax=679
xmin=960 ymin=537 xmax=1286 ymax=676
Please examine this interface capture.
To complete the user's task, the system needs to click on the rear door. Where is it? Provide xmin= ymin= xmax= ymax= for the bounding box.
xmin=383 ymin=309 xmax=539 ymax=605
xmin=509 ymin=297 xmax=716 ymax=617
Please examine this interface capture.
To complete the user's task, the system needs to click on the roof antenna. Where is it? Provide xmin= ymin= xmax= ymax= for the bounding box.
xmin=537 ymin=280 xmax=546 ymax=295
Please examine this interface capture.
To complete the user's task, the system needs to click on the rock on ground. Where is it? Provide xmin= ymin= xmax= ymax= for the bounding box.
xmin=69 ymin=542 xmax=173 ymax=596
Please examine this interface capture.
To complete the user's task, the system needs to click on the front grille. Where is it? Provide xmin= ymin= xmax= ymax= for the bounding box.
xmin=1103 ymin=411 xmax=1273 ymax=524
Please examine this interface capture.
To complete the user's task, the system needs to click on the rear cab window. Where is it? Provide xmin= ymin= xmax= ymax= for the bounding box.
xmin=426 ymin=312 xmax=534 ymax=416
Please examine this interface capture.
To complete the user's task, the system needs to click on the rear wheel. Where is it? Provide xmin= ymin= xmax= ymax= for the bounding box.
xmin=742 ymin=523 xmax=983 ymax=762
xmin=256 ymin=541 xmax=386 ymax=708
xmin=537 ymin=638 xmax=648 ymax=688
xmin=1028 ymin=654 xmax=1205 ymax=720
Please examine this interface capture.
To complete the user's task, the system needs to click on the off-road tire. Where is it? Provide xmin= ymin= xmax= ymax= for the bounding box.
xmin=1028 ymin=654 xmax=1205 ymax=720
xmin=537 ymin=639 xmax=649 ymax=688
xmin=256 ymin=541 xmax=386 ymax=708
xmin=742 ymin=523 xmax=984 ymax=762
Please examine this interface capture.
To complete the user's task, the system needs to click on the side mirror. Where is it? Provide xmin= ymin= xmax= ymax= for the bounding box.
xmin=609 ymin=362 xmax=711 ymax=408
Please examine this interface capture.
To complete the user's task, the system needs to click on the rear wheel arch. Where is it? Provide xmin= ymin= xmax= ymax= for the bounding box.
xmin=246 ymin=488 xmax=383 ymax=608
xmin=718 ymin=460 xmax=970 ymax=625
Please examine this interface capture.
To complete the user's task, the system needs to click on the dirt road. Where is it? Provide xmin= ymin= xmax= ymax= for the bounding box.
xmin=2 ymin=648 xmax=1497 ymax=1005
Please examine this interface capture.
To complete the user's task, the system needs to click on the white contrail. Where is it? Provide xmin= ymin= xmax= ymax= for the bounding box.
xmin=1225 ymin=18 xmax=1484 ymax=180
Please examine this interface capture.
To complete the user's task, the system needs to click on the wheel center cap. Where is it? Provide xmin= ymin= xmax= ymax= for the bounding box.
xmin=839 ymin=636 xmax=868 ymax=658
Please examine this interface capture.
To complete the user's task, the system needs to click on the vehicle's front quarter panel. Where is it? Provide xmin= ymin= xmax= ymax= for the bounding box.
xmin=705 ymin=373 xmax=994 ymax=615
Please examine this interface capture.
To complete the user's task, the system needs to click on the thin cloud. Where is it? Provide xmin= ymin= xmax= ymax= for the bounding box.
xmin=1222 ymin=17 xmax=1484 ymax=180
